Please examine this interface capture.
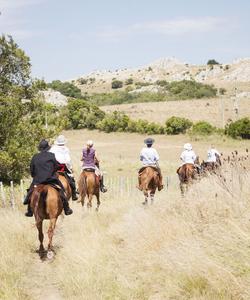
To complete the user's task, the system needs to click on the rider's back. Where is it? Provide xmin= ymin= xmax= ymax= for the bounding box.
xmin=31 ymin=151 xmax=58 ymax=184
xmin=140 ymin=147 xmax=159 ymax=166
xmin=181 ymin=150 xmax=196 ymax=164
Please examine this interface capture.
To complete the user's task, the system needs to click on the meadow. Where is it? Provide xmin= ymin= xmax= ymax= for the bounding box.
xmin=0 ymin=130 xmax=249 ymax=300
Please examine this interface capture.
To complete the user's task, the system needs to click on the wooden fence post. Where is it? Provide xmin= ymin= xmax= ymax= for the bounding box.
xmin=0 ymin=182 xmax=6 ymax=207
xmin=10 ymin=181 xmax=15 ymax=209
xmin=20 ymin=179 xmax=24 ymax=203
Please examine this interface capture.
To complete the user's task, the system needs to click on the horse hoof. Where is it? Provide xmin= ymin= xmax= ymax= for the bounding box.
xmin=142 ymin=201 xmax=148 ymax=206
xmin=47 ymin=250 xmax=54 ymax=260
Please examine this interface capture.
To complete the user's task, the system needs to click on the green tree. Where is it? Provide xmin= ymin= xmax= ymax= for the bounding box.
xmin=226 ymin=118 xmax=250 ymax=139
xmin=165 ymin=116 xmax=193 ymax=135
xmin=207 ymin=59 xmax=219 ymax=65
xmin=47 ymin=80 xmax=83 ymax=98
xmin=191 ymin=121 xmax=215 ymax=135
xmin=0 ymin=35 xmax=31 ymax=96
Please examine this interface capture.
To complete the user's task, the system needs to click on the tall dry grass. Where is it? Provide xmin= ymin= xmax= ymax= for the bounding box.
xmin=0 ymin=152 xmax=249 ymax=299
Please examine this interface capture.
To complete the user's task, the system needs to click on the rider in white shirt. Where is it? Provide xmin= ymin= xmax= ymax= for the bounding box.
xmin=50 ymin=135 xmax=78 ymax=200
xmin=139 ymin=137 xmax=163 ymax=191
xmin=180 ymin=143 xmax=197 ymax=165
xmin=206 ymin=145 xmax=220 ymax=163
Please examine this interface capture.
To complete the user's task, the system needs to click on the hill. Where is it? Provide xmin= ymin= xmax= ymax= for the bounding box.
xmin=72 ymin=57 xmax=250 ymax=95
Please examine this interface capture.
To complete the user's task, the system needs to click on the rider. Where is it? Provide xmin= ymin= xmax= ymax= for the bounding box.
xmin=23 ymin=139 xmax=73 ymax=217
xmin=180 ymin=143 xmax=197 ymax=165
xmin=206 ymin=145 xmax=221 ymax=164
xmin=81 ymin=140 xmax=107 ymax=193
xmin=50 ymin=135 xmax=78 ymax=200
xmin=138 ymin=137 xmax=164 ymax=191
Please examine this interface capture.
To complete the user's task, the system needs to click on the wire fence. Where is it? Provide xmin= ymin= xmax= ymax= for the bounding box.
xmin=0 ymin=175 xmax=178 ymax=209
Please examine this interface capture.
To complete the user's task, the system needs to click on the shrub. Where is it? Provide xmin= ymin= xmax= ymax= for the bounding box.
xmin=165 ymin=116 xmax=193 ymax=135
xmin=97 ymin=111 xmax=129 ymax=132
xmin=191 ymin=121 xmax=215 ymax=135
xmin=219 ymin=88 xmax=226 ymax=95
xmin=226 ymin=118 xmax=250 ymax=139
xmin=207 ymin=59 xmax=219 ymax=65
xmin=65 ymin=99 xmax=105 ymax=129
xmin=111 ymin=80 xmax=123 ymax=89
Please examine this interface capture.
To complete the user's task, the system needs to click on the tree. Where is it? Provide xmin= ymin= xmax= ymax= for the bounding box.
xmin=165 ymin=116 xmax=192 ymax=135
xmin=0 ymin=35 xmax=31 ymax=95
xmin=207 ymin=59 xmax=219 ymax=65
xmin=226 ymin=118 xmax=250 ymax=139
xmin=47 ymin=80 xmax=82 ymax=98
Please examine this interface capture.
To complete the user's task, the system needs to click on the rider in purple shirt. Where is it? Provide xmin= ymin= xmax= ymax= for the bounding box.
xmin=81 ymin=140 xmax=107 ymax=193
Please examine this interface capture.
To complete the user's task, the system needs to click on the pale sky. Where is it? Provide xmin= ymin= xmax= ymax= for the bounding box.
xmin=0 ymin=0 xmax=250 ymax=81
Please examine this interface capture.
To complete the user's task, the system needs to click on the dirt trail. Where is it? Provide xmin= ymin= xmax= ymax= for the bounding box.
xmin=23 ymin=222 xmax=65 ymax=300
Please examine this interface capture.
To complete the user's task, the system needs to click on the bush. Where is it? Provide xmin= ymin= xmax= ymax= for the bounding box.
xmin=207 ymin=59 xmax=219 ymax=65
xmin=65 ymin=99 xmax=105 ymax=129
xmin=226 ymin=118 xmax=250 ymax=139
xmin=125 ymin=78 xmax=133 ymax=85
xmin=47 ymin=80 xmax=82 ymax=98
xmin=191 ymin=121 xmax=215 ymax=135
xmin=97 ymin=111 xmax=129 ymax=132
xmin=167 ymin=80 xmax=217 ymax=99
xmin=165 ymin=116 xmax=193 ymax=135
xmin=111 ymin=80 xmax=123 ymax=89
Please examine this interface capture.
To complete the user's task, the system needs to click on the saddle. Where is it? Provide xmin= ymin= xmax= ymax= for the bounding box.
xmin=83 ymin=168 xmax=95 ymax=172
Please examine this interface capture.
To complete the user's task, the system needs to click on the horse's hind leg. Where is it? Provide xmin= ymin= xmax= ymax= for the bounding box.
xmin=96 ymin=193 xmax=100 ymax=211
xmin=37 ymin=220 xmax=44 ymax=254
xmin=47 ymin=218 xmax=57 ymax=254
xmin=142 ymin=191 xmax=149 ymax=205
xmin=87 ymin=194 xmax=93 ymax=209
xmin=180 ymin=183 xmax=185 ymax=196
xmin=150 ymin=193 xmax=155 ymax=205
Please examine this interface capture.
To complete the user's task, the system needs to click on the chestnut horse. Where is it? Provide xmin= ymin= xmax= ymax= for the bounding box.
xmin=78 ymin=170 xmax=100 ymax=211
xmin=201 ymin=154 xmax=222 ymax=174
xmin=30 ymin=184 xmax=63 ymax=259
xmin=177 ymin=157 xmax=200 ymax=195
xmin=138 ymin=166 xmax=160 ymax=205
xmin=58 ymin=173 xmax=72 ymax=200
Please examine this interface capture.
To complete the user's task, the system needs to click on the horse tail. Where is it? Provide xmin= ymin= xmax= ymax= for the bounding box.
xmin=78 ymin=172 xmax=87 ymax=198
xmin=32 ymin=186 xmax=48 ymax=220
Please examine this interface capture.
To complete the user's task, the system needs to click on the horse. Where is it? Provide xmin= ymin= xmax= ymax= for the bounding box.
xmin=177 ymin=157 xmax=200 ymax=195
xmin=78 ymin=169 xmax=100 ymax=211
xmin=58 ymin=173 xmax=72 ymax=200
xmin=30 ymin=184 xmax=63 ymax=259
xmin=201 ymin=154 xmax=222 ymax=174
xmin=138 ymin=166 xmax=160 ymax=205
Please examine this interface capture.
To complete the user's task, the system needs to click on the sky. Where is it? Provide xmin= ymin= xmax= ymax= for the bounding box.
xmin=0 ymin=0 xmax=250 ymax=81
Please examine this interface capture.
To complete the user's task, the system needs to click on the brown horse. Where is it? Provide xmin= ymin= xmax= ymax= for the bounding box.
xmin=201 ymin=154 xmax=222 ymax=174
xmin=58 ymin=173 xmax=72 ymax=200
xmin=78 ymin=170 xmax=100 ymax=211
xmin=177 ymin=159 xmax=200 ymax=195
xmin=138 ymin=166 xmax=160 ymax=205
xmin=30 ymin=184 xmax=63 ymax=259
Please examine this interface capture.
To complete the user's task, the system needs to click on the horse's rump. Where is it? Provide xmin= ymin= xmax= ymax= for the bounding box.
xmin=139 ymin=166 xmax=159 ymax=192
xmin=177 ymin=163 xmax=195 ymax=183
xmin=139 ymin=165 xmax=158 ymax=175
xmin=78 ymin=171 xmax=99 ymax=197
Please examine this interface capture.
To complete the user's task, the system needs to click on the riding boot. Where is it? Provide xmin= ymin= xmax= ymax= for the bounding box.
xmin=25 ymin=203 xmax=33 ymax=217
xmin=59 ymin=190 xmax=73 ymax=215
xmin=100 ymin=176 xmax=107 ymax=193
xmin=68 ymin=176 xmax=78 ymax=201
xmin=23 ymin=187 xmax=33 ymax=205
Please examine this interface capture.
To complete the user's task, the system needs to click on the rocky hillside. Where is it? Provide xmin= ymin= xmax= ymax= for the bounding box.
xmin=72 ymin=57 xmax=250 ymax=95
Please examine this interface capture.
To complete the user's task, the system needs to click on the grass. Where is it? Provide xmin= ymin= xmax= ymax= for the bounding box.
xmin=0 ymin=130 xmax=249 ymax=299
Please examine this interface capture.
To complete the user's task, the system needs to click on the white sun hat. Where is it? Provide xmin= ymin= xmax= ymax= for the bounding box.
xmin=86 ymin=140 xmax=94 ymax=146
xmin=55 ymin=135 xmax=67 ymax=145
xmin=184 ymin=143 xmax=192 ymax=151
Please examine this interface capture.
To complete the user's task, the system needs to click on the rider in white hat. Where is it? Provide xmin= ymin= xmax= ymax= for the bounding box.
xmin=50 ymin=135 xmax=78 ymax=200
xmin=180 ymin=143 xmax=197 ymax=165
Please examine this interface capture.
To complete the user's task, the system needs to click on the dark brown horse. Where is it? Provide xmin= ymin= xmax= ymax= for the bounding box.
xmin=201 ymin=154 xmax=222 ymax=174
xmin=78 ymin=170 xmax=100 ymax=211
xmin=138 ymin=166 xmax=160 ymax=205
xmin=177 ymin=157 xmax=200 ymax=195
xmin=30 ymin=184 xmax=63 ymax=259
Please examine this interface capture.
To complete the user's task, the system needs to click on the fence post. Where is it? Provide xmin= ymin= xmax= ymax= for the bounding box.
xmin=0 ymin=182 xmax=6 ymax=207
xmin=20 ymin=179 xmax=24 ymax=204
xmin=10 ymin=181 xmax=15 ymax=209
